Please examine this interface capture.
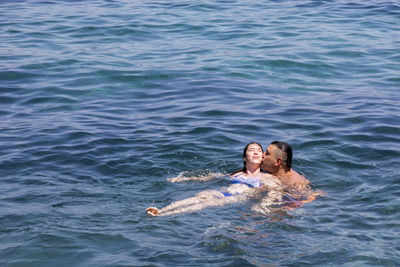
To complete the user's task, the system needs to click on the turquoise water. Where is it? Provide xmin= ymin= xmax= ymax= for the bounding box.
xmin=1 ymin=0 xmax=399 ymax=266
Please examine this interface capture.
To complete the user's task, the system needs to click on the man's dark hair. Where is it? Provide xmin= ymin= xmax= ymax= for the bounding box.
xmin=271 ymin=141 xmax=292 ymax=172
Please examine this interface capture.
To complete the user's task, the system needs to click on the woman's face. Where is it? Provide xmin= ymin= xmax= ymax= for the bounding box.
xmin=244 ymin=143 xmax=263 ymax=165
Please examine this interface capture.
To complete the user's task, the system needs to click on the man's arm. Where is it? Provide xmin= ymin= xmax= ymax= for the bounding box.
xmin=284 ymin=170 xmax=311 ymax=192
xmin=291 ymin=170 xmax=310 ymax=186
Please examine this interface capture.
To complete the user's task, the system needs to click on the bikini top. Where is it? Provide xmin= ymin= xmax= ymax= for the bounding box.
xmin=230 ymin=175 xmax=262 ymax=188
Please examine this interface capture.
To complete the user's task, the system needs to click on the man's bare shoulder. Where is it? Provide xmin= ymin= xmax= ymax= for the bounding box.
xmin=290 ymin=170 xmax=310 ymax=186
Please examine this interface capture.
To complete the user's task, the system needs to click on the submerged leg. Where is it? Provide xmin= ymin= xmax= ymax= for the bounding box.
xmin=251 ymin=190 xmax=284 ymax=214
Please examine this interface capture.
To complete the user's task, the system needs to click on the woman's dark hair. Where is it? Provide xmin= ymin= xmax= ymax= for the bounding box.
xmin=271 ymin=141 xmax=292 ymax=172
xmin=230 ymin=142 xmax=263 ymax=175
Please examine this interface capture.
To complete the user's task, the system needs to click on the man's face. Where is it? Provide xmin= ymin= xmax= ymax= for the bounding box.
xmin=261 ymin=145 xmax=274 ymax=171
xmin=261 ymin=144 xmax=276 ymax=171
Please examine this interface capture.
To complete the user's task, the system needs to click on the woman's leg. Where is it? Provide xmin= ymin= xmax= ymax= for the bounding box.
xmin=146 ymin=190 xmax=239 ymax=216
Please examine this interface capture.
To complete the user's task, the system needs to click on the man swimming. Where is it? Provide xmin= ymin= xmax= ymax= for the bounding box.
xmin=261 ymin=141 xmax=310 ymax=190
xmin=252 ymin=141 xmax=323 ymax=214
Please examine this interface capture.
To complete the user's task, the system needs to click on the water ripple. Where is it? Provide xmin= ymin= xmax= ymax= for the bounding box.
xmin=1 ymin=0 xmax=400 ymax=266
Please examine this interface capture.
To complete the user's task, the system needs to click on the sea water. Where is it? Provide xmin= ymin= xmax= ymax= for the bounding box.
xmin=1 ymin=0 xmax=399 ymax=266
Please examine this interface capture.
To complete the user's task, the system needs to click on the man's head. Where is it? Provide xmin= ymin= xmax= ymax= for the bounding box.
xmin=261 ymin=141 xmax=292 ymax=173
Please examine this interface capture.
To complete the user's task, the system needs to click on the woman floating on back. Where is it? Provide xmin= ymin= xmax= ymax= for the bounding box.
xmin=146 ymin=142 xmax=282 ymax=216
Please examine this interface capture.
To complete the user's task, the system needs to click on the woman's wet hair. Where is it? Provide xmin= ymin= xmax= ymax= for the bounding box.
xmin=271 ymin=141 xmax=292 ymax=172
xmin=230 ymin=142 xmax=263 ymax=175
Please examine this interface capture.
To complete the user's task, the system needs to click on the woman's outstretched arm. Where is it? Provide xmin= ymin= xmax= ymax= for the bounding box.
xmin=167 ymin=171 xmax=225 ymax=183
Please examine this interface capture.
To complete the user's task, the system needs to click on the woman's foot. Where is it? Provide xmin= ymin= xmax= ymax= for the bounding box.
xmin=146 ymin=207 xmax=159 ymax=216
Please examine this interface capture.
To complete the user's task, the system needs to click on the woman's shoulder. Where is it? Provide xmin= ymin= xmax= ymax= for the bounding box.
xmin=229 ymin=170 xmax=245 ymax=177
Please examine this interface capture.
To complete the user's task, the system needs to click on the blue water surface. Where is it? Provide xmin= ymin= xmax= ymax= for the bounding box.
xmin=1 ymin=0 xmax=399 ymax=266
